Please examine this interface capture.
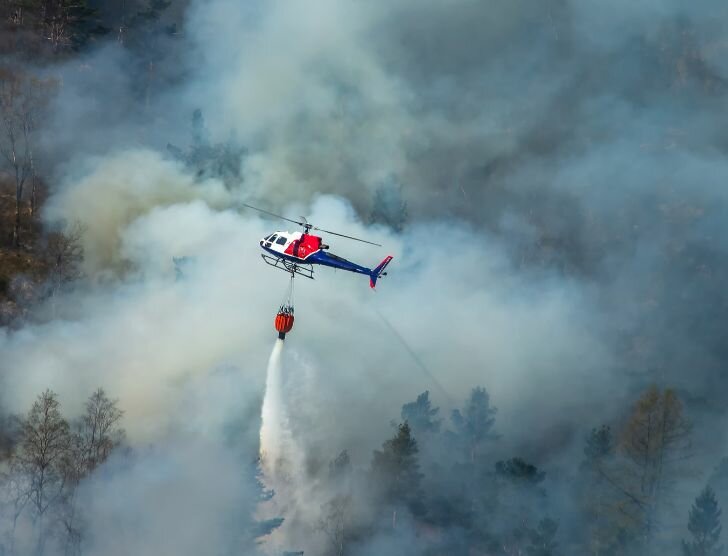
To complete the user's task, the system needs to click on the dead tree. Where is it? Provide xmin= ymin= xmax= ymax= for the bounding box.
xmin=13 ymin=390 xmax=71 ymax=555
xmin=62 ymin=389 xmax=124 ymax=555
xmin=45 ymin=221 xmax=85 ymax=296
xmin=0 ymin=70 xmax=53 ymax=248
xmin=318 ymin=495 xmax=351 ymax=556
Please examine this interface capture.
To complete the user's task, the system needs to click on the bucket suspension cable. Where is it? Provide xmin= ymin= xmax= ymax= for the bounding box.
xmin=275 ymin=274 xmax=296 ymax=339
xmin=278 ymin=273 xmax=295 ymax=314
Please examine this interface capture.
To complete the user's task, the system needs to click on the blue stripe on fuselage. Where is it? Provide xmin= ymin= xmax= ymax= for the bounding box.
xmin=308 ymin=250 xmax=371 ymax=275
xmin=260 ymin=245 xmax=371 ymax=275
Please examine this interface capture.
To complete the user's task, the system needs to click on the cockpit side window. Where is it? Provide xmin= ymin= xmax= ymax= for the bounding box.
xmin=269 ymin=234 xmax=278 ymax=243
xmin=276 ymin=236 xmax=288 ymax=245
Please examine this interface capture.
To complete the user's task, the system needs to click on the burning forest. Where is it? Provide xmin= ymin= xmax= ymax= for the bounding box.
xmin=2 ymin=1 xmax=728 ymax=555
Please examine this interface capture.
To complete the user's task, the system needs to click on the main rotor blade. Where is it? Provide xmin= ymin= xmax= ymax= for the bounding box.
xmin=313 ymin=227 xmax=382 ymax=247
xmin=241 ymin=203 xmax=306 ymax=227
xmin=242 ymin=203 xmax=382 ymax=246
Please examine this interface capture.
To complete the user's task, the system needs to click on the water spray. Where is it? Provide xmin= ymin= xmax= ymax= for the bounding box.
xmin=260 ymin=273 xmax=297 ymax=476
xmin=259 ymin=337 xmax=286 ymax=475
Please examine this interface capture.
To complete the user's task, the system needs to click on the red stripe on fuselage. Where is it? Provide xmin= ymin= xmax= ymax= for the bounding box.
xmin=284 ymin=233 xmax=322 ymax=260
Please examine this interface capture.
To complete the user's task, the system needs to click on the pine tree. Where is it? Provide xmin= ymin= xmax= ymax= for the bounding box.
xmin=583 ymin=425 xmax=613 ymax=466
xmin=682 ymin=486 xmax=723 ymax=556
xmin=116 ymin=0 xmax=177 ymax=108
xmin=579 ymin=425 xmax=621 ymax=555
xmin=167 ymin=109 xmax=246 ymax=188
xmin=371 ymin=422 xmax=424 ymax=521
xmin=329 ymin=450 xmax=351 ymax=480
xmin=451 ymin=387 xmax=498 ymax=462
xmin=401 ymin=391 xmax=441 ymax=436
xmin=328 ymin=449 xmax=352 ymax=499
xmin=251 ymin=460 xmax=283 ymax=540
xmin=492 ymin=456 xmax=548 ymax=552
xmin=496 ymin=457 xmax=546 ymax=486
xmin=709 ymin=458 xmax=728 ymax=511
xmin=369 ymin=179 xmax=408 ymax=233
xmin=527 ymin=518 xmax=559 ymax=556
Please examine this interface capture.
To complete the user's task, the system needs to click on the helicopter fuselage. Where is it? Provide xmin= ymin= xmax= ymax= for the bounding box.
xmin=259 ymin=230 xmax=392 ymax=288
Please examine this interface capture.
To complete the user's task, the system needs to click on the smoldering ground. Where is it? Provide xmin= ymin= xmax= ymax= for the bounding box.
xmin=2 ymin=0 xmax=728 ymax=554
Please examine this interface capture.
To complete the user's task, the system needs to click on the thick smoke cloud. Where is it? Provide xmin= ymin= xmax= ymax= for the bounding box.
xmin=44 ymin=150 xmax=233 ymax=272
xmin=2 ymin=0 xmax=728 ymax=553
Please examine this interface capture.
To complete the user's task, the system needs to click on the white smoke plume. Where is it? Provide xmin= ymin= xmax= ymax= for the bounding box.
xmin=44 ymin=150 xmax=233 ymax=274
xmin=0 ymin=182 xmax=610 ymax=554
xmin=4 ymin=0 xmax=727 ymax=553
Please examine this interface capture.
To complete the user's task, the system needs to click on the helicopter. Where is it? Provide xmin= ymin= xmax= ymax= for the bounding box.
xmin=243 ymin=203 xmax=393 ymax=288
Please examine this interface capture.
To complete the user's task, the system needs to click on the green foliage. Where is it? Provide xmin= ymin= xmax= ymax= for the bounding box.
xmin=247 ymin=458 xmax=283 ymax=543
xmin=527 ymin=518 xmax=559 ymax=556
xmin=583 ymin=425 xmax=614 ymax=465
xmin=451 ymin=386 xmax=498 ymax=462
xmin=401 ymin=391 xmax=441 ymax=435
xmin=710 ymin=458 xmax=728 ymax=510
xmin=167 ymin=109 xmax=246 ymax=188
xmin=120 ymin=0 xmax=175 ymax=52
xmin=369 ymin=178 xmax=408 ymax=233
xmin=253 ymin=517 xmax=284 ymax=539
xmin=578 ymin=424 xmax=623 ymax=555
xmin=683 ymin=486 xmax=723 ymax=556
xmin=495 ymin=457 xmax=546 ymax=486
xmin=329 ymin=449 xmax=351 ymax=482
xmin=371 ymin=422 xmax=424 ymax=514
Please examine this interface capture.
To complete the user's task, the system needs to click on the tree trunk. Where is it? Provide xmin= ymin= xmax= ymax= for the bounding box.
xmin=146 ymin=61 xmax=155 ymax=110
xmin=13 ymin=161 xmax=23 ymax=248
xmin=29 ymin=150 xmax=36 ymax=218
xmin=35 ymin=512 xmax=46 ymax=556
xmin=30 ymin=174 xmax=37 ymax=218
xmin=13 ymin=195 xmax=21 ymax=249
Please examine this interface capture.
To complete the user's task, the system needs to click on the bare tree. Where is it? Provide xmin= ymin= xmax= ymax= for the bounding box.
xmin=0 ymin=390 xmax=124 ymax=555
xmin=45 ymin=221 xmax=84 ymax=296
xmin=29 ymin=151 xmax=39 ymax=217
xmin=61 ymin=389 xmax=124 ymax=556
xmin=12 ymin=390 xmax=71 ymax=555
xmin=0 ymin=70 xmax=53 ymax=248
xmin=318 ymin=495 xmax=351 ymax=556
xmin=75 ymin=388 xmax=124 ymax=474
xmin=0 ymin=465 xmax=32 ymax=555
xmin=611 ymin=387 xmax=693 ymax=554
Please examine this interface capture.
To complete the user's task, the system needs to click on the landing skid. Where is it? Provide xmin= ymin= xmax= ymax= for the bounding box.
xmin=261 ymin=253 xmax=315 ymax=279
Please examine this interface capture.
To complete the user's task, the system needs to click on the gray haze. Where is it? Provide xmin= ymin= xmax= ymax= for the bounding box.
xmin=2 ymin=0 xmax=728 ymax=553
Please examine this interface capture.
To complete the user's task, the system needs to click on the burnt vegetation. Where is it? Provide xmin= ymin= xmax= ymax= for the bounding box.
xmin=2 ymin=1 xmax=728 ymax=555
